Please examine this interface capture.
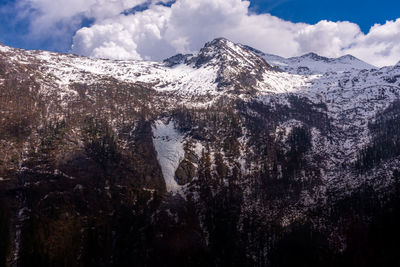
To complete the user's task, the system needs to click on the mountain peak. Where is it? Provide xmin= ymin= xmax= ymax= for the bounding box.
xmin=182 ymin=38 xmax=273 ymax=92
xmin=189 ymin=38 xmax=242 ymax=68
xmin=298 ymin=52 xmax=329 ymax=61
xmin=207 ymin=37 xmax=231 ymax=46
xmin=201 ymin=37 xmax=234 ymax=52
xmin=337 ymin=54 xmax=357 ymax=60
xmin=187 ymin=38 xmax=271 ymax=69
xmin=163 ymin=38 xmax=235 ymax=67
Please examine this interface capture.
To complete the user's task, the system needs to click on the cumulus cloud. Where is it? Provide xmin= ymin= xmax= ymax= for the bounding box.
xmin=294 ymin=20 xmax=362 ymax=57
xmin=17 ymin=0 xmax=400 ymax=66
xmin=345 ymin=19 xmax=400 ymax=67
xmin=73 ymin=4 xmax=175 ymax=60
xmin=21 ymin=0 xmax=148 ymax=24
xmin=15 ymin=0 xmax=150 ymax=50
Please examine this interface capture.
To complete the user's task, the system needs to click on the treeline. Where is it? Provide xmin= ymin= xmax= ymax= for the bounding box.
xmin=356 ymin=101 xmax=400 ymax=170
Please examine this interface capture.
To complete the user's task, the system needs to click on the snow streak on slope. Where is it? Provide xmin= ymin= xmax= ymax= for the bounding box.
xmin=153 ymin=64 xmax=218 ymax=96
xmin=258 ymin=71 xmax=317 ymax=93
xmin=152 ymin=120 xmax=185 ymax=194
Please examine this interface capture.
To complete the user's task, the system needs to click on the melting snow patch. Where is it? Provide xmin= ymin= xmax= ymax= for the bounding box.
xmin=152 ymin=119 xmax=185 ymax=194
xmin=0 ymin=45 xmax=10 ymax=53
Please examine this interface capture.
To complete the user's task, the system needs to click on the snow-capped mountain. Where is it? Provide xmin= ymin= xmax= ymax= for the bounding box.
xmin=243 ymin=44 xmax=376 ymax=74
xmin=1 ymin=38 xmax=400 ymax=266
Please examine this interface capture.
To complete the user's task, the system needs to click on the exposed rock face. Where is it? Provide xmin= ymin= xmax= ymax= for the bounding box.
xmin=175 ymin=159 xmax=196 ymax=185
xmin=163 ymin=53 xmax=192 ymax=67
xmin=1 ymin=38 xmax=400 ymax=266
xmin=188 ymin=38 xmax=273 ymax=93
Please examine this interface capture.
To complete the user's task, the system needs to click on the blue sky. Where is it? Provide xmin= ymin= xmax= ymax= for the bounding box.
xmin=1 ymin=0 xmax=400 ymax=66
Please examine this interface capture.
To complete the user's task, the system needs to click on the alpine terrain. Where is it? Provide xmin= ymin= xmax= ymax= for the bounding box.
xmin=1 ymin=37 xmax=400 ymax=266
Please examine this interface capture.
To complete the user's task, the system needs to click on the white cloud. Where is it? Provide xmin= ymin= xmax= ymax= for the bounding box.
xmin=74 ymin=24 xmax=142 ymax=60
xmin=22 ymin=0 xmax=147 ymax=22
xmin=17 ymin=0 xmax=400 ymax=67
xmin=345 ymin=19 xmax=400 ymax=67
xmin=72 ymin=5 xmax=174 ymax=60
xmin=294 ymin=20 xmax=362 ymax=57
xmin=17 ymin=0 xmax=149 ymax=44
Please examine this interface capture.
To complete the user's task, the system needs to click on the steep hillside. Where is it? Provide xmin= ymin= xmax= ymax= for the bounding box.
xmin=1 ymin=38 xmax=400 ymax=266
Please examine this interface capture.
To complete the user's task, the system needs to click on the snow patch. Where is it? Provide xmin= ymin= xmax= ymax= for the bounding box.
xmin=152 ymin=120 xmax=185 ymax=194
xmin=193 ymin=141 xmax=205 ymax=158
xmin=0 ymin=45 xmax=10 ymax=53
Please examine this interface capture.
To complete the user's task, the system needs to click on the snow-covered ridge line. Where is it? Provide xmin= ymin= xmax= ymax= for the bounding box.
xmin=241 ymin=44 xmax=376 ymax=74
xmin=1 ymin=38 xmax=400 ymax=121
xmin=0 ymin=39 xmax=384 ymax=97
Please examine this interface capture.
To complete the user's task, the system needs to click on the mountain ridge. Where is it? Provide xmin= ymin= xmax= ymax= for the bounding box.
xmin=1 ymin=37 xmax=400 ymax=266
xmin=241 ymin=43 xmax=376 ymax=72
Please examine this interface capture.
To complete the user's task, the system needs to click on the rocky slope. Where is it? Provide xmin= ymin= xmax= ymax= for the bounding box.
xmin=1 ymin=38 xmax=400 ymax=266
